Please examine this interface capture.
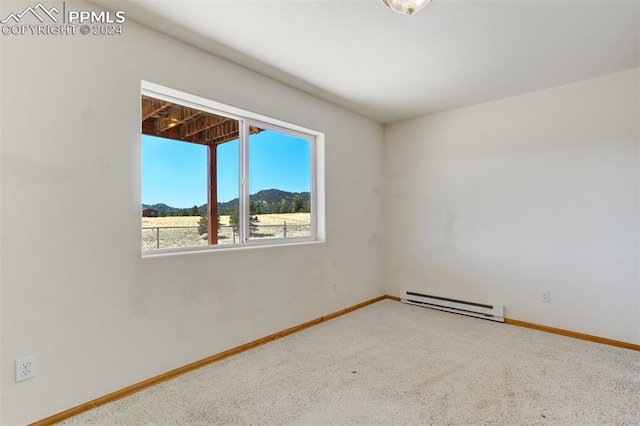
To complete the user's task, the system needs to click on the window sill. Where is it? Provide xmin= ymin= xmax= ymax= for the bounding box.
xmin=141 ymin=238 xmax=325 ymax=259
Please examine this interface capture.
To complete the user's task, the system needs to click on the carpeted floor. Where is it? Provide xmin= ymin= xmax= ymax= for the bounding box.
xmin=61 ymin=299 xmax=640 ymax=425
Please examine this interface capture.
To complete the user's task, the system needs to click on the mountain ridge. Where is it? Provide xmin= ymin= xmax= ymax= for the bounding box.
xmin=143 ymin=189 xmax=310 ymax=215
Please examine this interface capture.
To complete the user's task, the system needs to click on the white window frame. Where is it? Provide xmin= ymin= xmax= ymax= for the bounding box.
xmin=141 ymin=81 xmax=324 ymax=257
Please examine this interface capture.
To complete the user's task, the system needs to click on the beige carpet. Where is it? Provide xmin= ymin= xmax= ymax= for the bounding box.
xmin=60 ymin=300 xmax=640 ymax=425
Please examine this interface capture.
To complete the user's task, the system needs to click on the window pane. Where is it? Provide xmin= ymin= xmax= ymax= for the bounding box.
xmin=217 ymin=139 xmax=239 ymax=245
xmin=248 ymin=127 xmax=312 ymax=240
xmin=141 ymin=136 xmax=208 ymax=250
xmin=141 ymin=94 xmax=240 ymax=250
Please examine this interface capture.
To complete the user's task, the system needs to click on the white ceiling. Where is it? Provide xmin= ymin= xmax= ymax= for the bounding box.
xmin=97 ymin=0 xmax=639 ymax=123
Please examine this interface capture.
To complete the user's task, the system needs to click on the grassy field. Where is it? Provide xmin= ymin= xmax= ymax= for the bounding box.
xmin=142 ymin=213 xmax=311 ymax=250
xmin=142 ymin=216 xmax=201 ymax=228
xmin=142 ymin=213 xmax=311 ymax=228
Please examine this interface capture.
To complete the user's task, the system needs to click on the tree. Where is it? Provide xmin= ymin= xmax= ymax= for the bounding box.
xmin=198 ymin=214 xmax=221 ymax=236
xmin=198 ymin=214 xmax=207 ymax=235
xmin=190 ymin=205 xmax=200 ymax=216
xmin=229 ymin=206 xmax=259 ymax=235
xmin=250 ymin=200 xmax=263 ymax=215
xmin=280 ymin=200 xmax=290 ymax=214
xmin=293 ymin=195 xmax=304 ymax=213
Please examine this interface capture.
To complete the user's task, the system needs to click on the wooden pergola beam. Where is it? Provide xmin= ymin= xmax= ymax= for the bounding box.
xmin=155 ymin=106 xmax=202 ymax=133
xmin=143 ymin=117 xmax=249 ymax=147
xmin=199 ymin=125 xmax=263 ymax=146
xmin=141 ymin=97 xmax=172 ymax=121
xmin=142 ymin=96 xmax=264 ymax=147
xmin=202 ymin=120 xmax=239 ymax=143
xmin=142 ymin=120 xmax=206 ymax=145
xmin=181 ymin=115 xmax=228 ymax=139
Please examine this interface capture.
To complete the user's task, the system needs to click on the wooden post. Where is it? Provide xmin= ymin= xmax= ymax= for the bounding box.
xmin=207 ymin=145 xmax=218 ymax=245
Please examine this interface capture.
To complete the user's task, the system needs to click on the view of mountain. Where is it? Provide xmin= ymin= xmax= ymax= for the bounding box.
xmin=142 ymin=189 xmax=311 ymax=216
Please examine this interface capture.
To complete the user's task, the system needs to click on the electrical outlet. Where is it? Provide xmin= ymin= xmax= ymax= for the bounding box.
xmin=15 ymin=356 xmax=35 ymax=382
xmin=332 ymin=281 xmax=337 ymax=293
xmin=541 ymin=291 xmax=551 ymax=303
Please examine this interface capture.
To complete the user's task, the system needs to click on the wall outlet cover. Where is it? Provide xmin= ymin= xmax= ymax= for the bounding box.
xmin=15 ymin=356 xmax=36 ymax=382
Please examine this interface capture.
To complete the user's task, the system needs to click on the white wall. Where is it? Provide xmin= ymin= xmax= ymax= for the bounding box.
xmin=0 ymin=2 xmax=384 ymax=423
xmin=384 ymin=69 xmax=640 ymax=345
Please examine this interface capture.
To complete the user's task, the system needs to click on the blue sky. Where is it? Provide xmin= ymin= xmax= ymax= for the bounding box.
xmin=142 ymin=130 xmax=310 ymax=207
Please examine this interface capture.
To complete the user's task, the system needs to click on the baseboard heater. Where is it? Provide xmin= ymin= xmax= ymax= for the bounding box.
xmin=401 ymin=290 xmax=504 ymax=323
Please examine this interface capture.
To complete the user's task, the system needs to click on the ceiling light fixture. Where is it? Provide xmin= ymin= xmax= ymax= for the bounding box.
xmin=382 ymin=0 xmax=431 ymax=15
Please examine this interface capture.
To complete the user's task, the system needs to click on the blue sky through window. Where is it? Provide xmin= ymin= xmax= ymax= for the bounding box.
xmin=142 ymin=131 xmax=310 ymax=208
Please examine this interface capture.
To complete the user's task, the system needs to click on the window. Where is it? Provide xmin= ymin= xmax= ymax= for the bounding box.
xmin=141 ymin=82 xmax=322 ymax=254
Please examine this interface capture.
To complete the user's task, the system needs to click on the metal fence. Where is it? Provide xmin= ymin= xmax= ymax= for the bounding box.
xmin=142 ymin=226 xmax=204 ymax=250
xmin=142 ymin=222 xmax=311 ymax=250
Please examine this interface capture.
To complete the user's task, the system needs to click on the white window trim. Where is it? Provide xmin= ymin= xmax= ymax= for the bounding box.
xmin=141 ymin=80 xmax=325 ymax=257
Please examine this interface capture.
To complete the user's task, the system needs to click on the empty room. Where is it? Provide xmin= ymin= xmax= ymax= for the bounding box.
xmin=0 ymin=0 xmax=638 ymax=424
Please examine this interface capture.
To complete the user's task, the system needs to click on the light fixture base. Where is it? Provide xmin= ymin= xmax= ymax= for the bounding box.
xmin=382 ymin=0 xmax=432 ymax=16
